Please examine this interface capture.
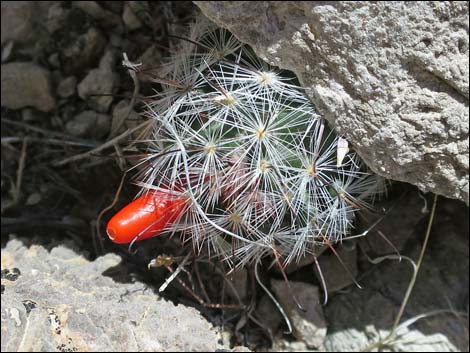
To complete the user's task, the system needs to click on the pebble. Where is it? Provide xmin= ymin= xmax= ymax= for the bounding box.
xmin=60 ymin=27 xmax=107 ymax=75
xmin=65 ymin=110 xmax=110 ymax=139
xmin=359 ymin=192 xmax=428 ymax=256
xmin=1 ymin=2 xmax=38 ymax=45
xmin=57 ymin=76 xmax=77 ymax=98
xmin=73 ymin=1 xmax=122 ymax=30
xmin=110 ymin=100 xmax=141 ymax=136
xmin=1 ymin=62 xmax=56 ymax=112
xmin=122 ymin=3 xmax=142 ymax=31
xmin=78 ymin=50 xmax=119 ymax=113
xmin=254 ymin=294 xmax=283 ymax=336
xmin=314 ymin=242 xmax=358 ymax=293
xmin=271 ymin=279 xmax=327 ymax=349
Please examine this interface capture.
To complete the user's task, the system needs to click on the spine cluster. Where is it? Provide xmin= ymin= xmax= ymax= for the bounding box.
xmin=134 ymin=19 xmax=384 ymax=268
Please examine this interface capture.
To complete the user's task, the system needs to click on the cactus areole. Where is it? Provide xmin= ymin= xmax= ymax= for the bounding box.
xmin=107 ymin=20 xmax=384 ymax=268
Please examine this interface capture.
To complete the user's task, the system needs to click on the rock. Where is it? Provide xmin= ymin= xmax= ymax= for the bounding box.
xmin=110 ymin=100 xmax=141 ymax=136
xmin=60 ymin=26 xmax=107 ymax=75
xmin=109 ymin=32 xmax=124 ymax=48
xmin=195 ymin=2 xmax=470 ymax=204
xmin=364 ymin=199 xmax=469 ymax=319
xmin=281 ymin=245 xmax=328 ymax=275
xmin=101 ymin=2 xmax=124 ymax=15
xmin=66 ymin=110 xmax=110 ymax=139
xmin=358 ymin=190 xmax=428 ymax=256
xmin=323 ymin=288 xmax=462 ymax=352
xmin=1 ymin=41 xmax=14 ymax=63
xmin=25 ymin=192 xmax=41 ymax=206
xmin=270 ymin=280 xmax=326 ymax=349
xmin=137 ymin=44 xmax=164 ymax=80
xmin=1 ymin=62 xmax=56 ymax=112
xmin=254 ymin=295 xmax=283 ymax=337
xmin=1 ymin=238 xmax=221 ymax=352
xmin=78 ymin=50 xmax=120 ymax=113
xmin=138 ymin=44 xmax=162 ymax=65
xmin=315 ymin=242 xmax=358 ymax=294
xmin=1 ymin=2 xmax=35 ymax=45
xmin=123 ymin=3 xmax=143 ymax=31
xmin=21 ymin=108 xmax=36 ymax=122
xmin=72 ymin=1 xmax=123 ymax=31
xmin=1 ymin=2 xmax=52 ymax=46
xmin=231 ymin=346 xmax=252 ymax=352
xmin=57 ymin=76 xmax=77 ymax=98
xmin=272 ymin=340 xmax=309 ymax=352
xmin=323 ymin=289 xmax=397 ymax=351
xmin=47 ymin=52 xmax=60 ymax=69
xmin=322 ymin=198 xmax=469 ymax=352
xmin=46 ymin=2 xmax=68 ymax=34
xmin=226 ymin=268 xmax=248 ymax=302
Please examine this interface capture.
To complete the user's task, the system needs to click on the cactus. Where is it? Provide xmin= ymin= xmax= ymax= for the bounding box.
xmin=110 ymin=18 xmax=385 ymax=269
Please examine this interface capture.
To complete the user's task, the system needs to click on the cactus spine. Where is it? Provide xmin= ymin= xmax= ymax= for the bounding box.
xmin=133 ymin=19 xmax=384 ymax=268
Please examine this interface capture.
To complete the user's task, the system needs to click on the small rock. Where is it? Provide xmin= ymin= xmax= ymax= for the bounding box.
xmin=272 ymin=340 xmax=309 ymax=352
xmin=219 ymin=330 xmax=232 ymax=349
xmin=78 ymin=50 xmax=119 ymax=113
xmin=26 ymin=192 xmax=41 ymax=206
xmin=57 ymin=76 xmax=77 ymax=98
xmin=122 ymin=3 xmax=142 ymax=31
xmin=271 ymin=279 xmax=327 ymax=349
xmin=21 ymin=108 xmax=35 ymax=122
xmin=66 ymin=110 xmax=110 ymax=139
xmin=110 ymin=100 xmax=141 ymax=136
xmin=47 ymin=52 xmax=60 ymax=69
xmin=60 ymin=26 xmax=107 ymax=75
xmin=254 ymin=294 xmax=283 ymax=336
xmin=138 ymin=44 xmax=163 ymax=75
xmin=73 ymin=1 xmax=122 ymax=30
xmin=324 ymin=289 xmax=397 ymax=351
xmin=1 ymin=2 xmax=33 ymax=45
xmin=109 ymin=33 xmax=124 ymax=48
xmin=94 ymin=112 xmax=111 ymax=138
xmin=101 ymin=2 xmax=124 ymax=14
xmin=46 ymin=2 xmax=68 ymax=34
xmin=1 ymin=41 xmax=14 ymax=63
xmin=1 ymin=2 xmax=52 ymax=59
xmin=323 ymin=287 xmax=462 ymax=352
xmin=280 ymin=245 xmax=328 ymax=274
xmin=226 ymin=268 xmax=248 ymax=302
xmin=231 ymin=346 xmax=252 ymax=352
xmin=315 ymin=241 xmax=358 ymax=293
xmin=359 ymin=191 xmax=428 ymax=256
xmin=1 ymin=62 xmax=55 ymax=112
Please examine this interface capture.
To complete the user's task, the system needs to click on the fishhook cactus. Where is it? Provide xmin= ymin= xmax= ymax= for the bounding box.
xmin=107 ymin=19 xmax=385 ymax=269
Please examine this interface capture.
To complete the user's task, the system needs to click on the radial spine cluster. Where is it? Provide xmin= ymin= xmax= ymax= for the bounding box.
xmin=134 ymin=19 xmax=384 ymax=268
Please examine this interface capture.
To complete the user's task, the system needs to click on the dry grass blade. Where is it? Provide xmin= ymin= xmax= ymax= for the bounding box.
xmin=362 ymin=193 xmax=439 ymax=351
xmin=53 ymin=120 xmax=153 ymax=167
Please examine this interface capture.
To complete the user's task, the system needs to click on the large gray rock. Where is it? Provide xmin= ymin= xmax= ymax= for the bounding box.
xmin=195 ymin=1 xmax=469 ymax=204
xmin=1 ymin=238 xmax=222 ymax=352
